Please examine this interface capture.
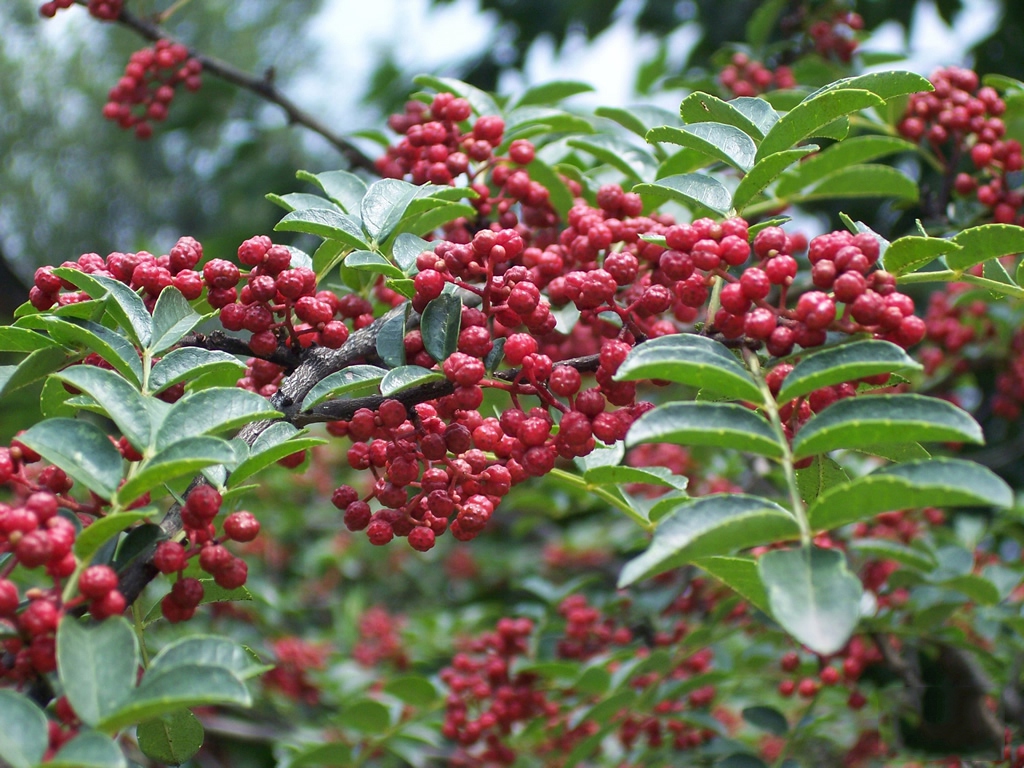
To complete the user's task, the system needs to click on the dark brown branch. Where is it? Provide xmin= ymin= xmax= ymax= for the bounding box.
xmin=178 ymin=330 xmax=302 ymax=371
xmin=97 ymin=4 xmax=377 ymax=172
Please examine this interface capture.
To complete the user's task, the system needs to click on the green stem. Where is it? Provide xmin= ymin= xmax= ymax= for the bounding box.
xmin=897 ymin=269 xmax=1024 ymax=299
xmin=744 ymin=350 xmax=811 ymax=547
xmin=547 ymin=467 xmax=655 ymax=532
xmin=156 ymin=0 xmax=196 ymax=23
xmin=133 ymin=604 xmax=150 ymax=668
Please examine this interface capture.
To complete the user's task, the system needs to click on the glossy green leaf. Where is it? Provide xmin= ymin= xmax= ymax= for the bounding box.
xmin=815 ymin=71 xmax=933 ymax=101
xmin=627 ymin=402 xmax=784 ymax=459
xmin=228 ymin=435 xmax=325 ymax=487
xmin=266 ymin=191 xmax=339 ymax=213
xmin=53 ymin=270 xmax=152 ymax=348
xmin=360 ymin=178 xmax=423 ymax=243
xmin=383 ymin=675 xmax=439 ymax=706
xmin=57 ymin=616 xmax=139 ymax=728
xmin=504 ymin=106 xmax=595 ymax=137
xmin=791 ymin=394 xmax=984 ymax=459
xmin=849 ymin=539 xmax=937 ymax=571
xmin=344 ymin=250 xmax=404 ymax=279
xmin=881 ymin=234 xmax=961 ymax=276
xmin=40 ymin=375 xmax=77 ymax=418
xmin=797 ymin=164 xmax=919 ymax=202
xmin=743 ymin=705 xmax=789 ymax=736
xmin=155 ymin=388 xmax=281 ymax=450
xmin=756 ymin=89 xmax=885 ymax=160
xmin=21 ymin=316 xmax=142 ymax=386
xmin=633 ymin=173 xmax=732 ymax=216
xmin=117 ymin=437 xmax=238 ymax=504
xmin=732 ymin=97 xmax=782 ymax=136
xmin=646 ymin=123 xmax=757 ymax=171
xmin=746 ymin=0 xmax=787 ymax=46
xmin=375 ymin=310 xmax=407 ymax=368
xmin=0 ymin=345 xmax=74 ymax=397
xmin=54 ymin=365 xmax=151 ymax=450
xmin=732 ymin=147 xmax=819 ymax=211
xmin=393 ymin=200 xmax=478 ymax=240
xmin=567 ymin=135 xmax=657 ymax=181
xmin=46 ymin=730 xmax=127 ymax=768
xmin=275 ymin=208 xmax=368 ymax=250
xmin=808 ymin=458 xmax=1012 ymax=531
xmin=618 ymin=494 xmax=799 ymax=587
xmin=341 ymin=698 xmax=391 ymax=734
xmin=615 ymin=334 xmax=764 ymax=403
xmin=19 ymin=418 xmax=124 ymax=499
xmin=393 ymin=233 xmax=432 ymax=275
xmin=380 ymin=365 xmax=445 ymax=396
xmin=584 ymin=464 xmax=689 ymax=491
xmin=946 ymin=223 xmax=1024 ymax=271
xmin=775 ymin=135 xmax=917 ymax=197
xmin=150 ymin=636 xmax=265 ymax=680
xmin=74 ymin=508 xmax=154 ymax=563
xmin=595 ymin=105 xmax=680 ymax=139
xmin=852 ymin=441 xmax=931 ymax=462
xmin=420 ymin=293 xmax=462 ymax=362
xmin=777 ymin=340 xmax=921 ymax=404
xmin=0 ymin=326 xmax=61 ymax=352
xmin=759 ymin=546 xmax=863 ymax=655
xmin=149 ymin=288 xmax=202 ymax=355
xmin=112 ymin=523 xmax=161 ymax=570
xmin=514 ymin=80 xmax=594 ymax=107
xmin=298 ymin=169 xmax=367 ymax=213
xmin=148 ymin=348 xmax=245 ymax=395
xmin=694 ymin=556 xmax=771 ymax=614
xmin=301 ymin=365 xmax=386 ymax=410
xmin=795 ymin=455 xmax=850 ymax=506
xmin=136 ymin=711 xmax=203 ymax=766
xmin=679 ymin=92 xmax=768 ymax=138
xmin=99 ymin=665 xmax=251 ymax=732
xmin=0 ymin=690 xmax=48 ymax=768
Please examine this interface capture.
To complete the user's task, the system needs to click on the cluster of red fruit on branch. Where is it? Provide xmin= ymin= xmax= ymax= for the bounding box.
xmin=352 ymin=606 xmax=409 ymax=669
xmin=719 ymin=53 xmax=797 ymax=98
xmin=263 ymin=636 xmax=330 ymax=706
xmin=101 ymin=39 xmax=202 ymax=140
xmin=775 ymin=636 xmax=880 ymax=712
xmin=899 ymin=67 xmax=1023 ymax=223
xmin=808 ymin=10 xmax=864 ymax=63
xmin=39 ymin=0 xmax=122 ymax=21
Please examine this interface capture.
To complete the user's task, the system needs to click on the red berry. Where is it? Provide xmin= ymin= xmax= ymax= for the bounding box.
xmin=78 ymin=565 xmax=119 ymax=599
xmin=153 ymin=541 xmax=186 ymax=573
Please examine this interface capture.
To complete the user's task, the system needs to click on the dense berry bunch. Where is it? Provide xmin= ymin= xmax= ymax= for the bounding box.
xmin=900 ymin=67 xmax=1022 ymax=223
xmin=719 ymin=53 xmax=797 ymax=97
xmin=263 ymin=637 xmax=329 ymax=705
xmin=102 ymin=40 xmax=202 ymax=139
xmin=39 ymin=0 xmax=122 ymax=20
xmin=808 ymin=10 xmax=864 ymax=63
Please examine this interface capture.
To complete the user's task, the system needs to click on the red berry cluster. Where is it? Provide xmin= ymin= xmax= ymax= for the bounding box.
xmin=720 ymin=53 xmax=797 ymax=97
xmin=102 ymin=40 xmax=202 ymax=140
xmin=775 ymin=636 xmax=881 ymax=711
xmin=263 ymin=636 xmax=329 ymax=706
xmin=352 ymin=606 xmax=409 ymax=669
xmin=808 ymin=11 xmax=864 ymax=63
xmin=152 ymin=485 xmax=258 ymax=623
xmin=900 ymin=67 xmax=1023 ymax=223
xmin=39 ymin=0 xmax=121 ymax=20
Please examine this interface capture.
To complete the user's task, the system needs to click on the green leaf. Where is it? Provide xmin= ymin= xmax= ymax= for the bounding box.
xmin=720 ymin=755 xmax=770 ymax=768
xmin=946 ymin=223 xmax=1024 ymax=271
xmin=0 ymin=690 xmax=48 ymax=768
xmin=154 ymin=388 xmax=281 ymax=450
xmin=116 ymin=438 xmax=238 ymax=505
xmin=514 ymin=80 xmax=594 ymax=107
xmin=393 ymin=233 xmax=432 ymax=276
xmin=595 ymin=105 xmax=680 ymax=139
xmin=74 ymin=508 xmax=154 ymax=563
xmin=228 ymin=434 xmax=325 ymax=488
xmin=420 ymin=293 xmax=462 ymax=362
xmin=311 ymin=240 xmax=346 ymax=283
xmin=46 ymin=730 xmax=127 ymax=768
xmin=679 ymin=92 xmax=769 ymax=138
xmin=40 ymin=375 xmax=78 ymax=418
xmin=504 ymin=106 xmax=595 ymax=137
xmin=808 ymin=458 xmax=1012 ymax=531
xmin=341 ymin=698 xmax=392 ymax=734
xmin=815 ymin=71 xmax=934 ymax=102
xmin=149 ymin=636 xmax=265 ymax=680
xmin=759 ymin=547 xmax=862 ymax=655
xmin=882 ymin=235 xmax=961 ymax=276
xmin=275 ymin=208 xmax=368 ymax=250
xmin=746 ymin=0 xmax=787 ymax=46
xmin=646 ymin=123 xmax=757 ymax=171
xmin=584 ymin=464 xmax=689 ymax=491
xmin=853 ymin=441 xmax=931 ymax=462
xmin=743 ymin=705 xmax=789 ymax=736
xmin=0 ymin=326 xmax=62 ymax=353
xmin=732 ymin=147 xmax=818 ymax=211
xmin=393 ymin=200 xmax=478 ymax=240
xmin=136 ymin=711 xmax=203 ymax=766
xmin=697 ymin=556 xmax=771 ymax=614
xmin=57 ymin=616 xmax=139 ymax=728
xmin=731 ymin=97 xmax=782 ymax=137
xmin=794 ymin=164 xmax=918 ymax=203
xmin=289 ymin=744 xmax=353 ymax=768
xmin=54 ymin=365 xmax=152 ymax=450
xmin=775 ymin=135 xmax=917 ymax=197
xmin=627 ymin=402 xmax=784 ymax=459
xmin=99 ymin=665 xmax=251 ymax=732
xmin=380 ymin=365 xmax=445 ymax=396
xmin=375 ymin=311 xmax=407 ymax=368
xmin=53 ymin=270 xmax=152 ymax=348
xmin=23 ymin=317 xmax=142 ymax=386
xmin=795 ymin=455 xmax=850 ymax=506
xmin=148 ymin=348 xmax=245 ymax=394
xmin=19 ymin=418 xmax=124 ymax=499
xmin=0 ymin=345 xmax=74 ymax=397
xmin=344 ymin=250 xmax=404 ymax=279
xmin=849 ymin=539 xmax=937 ymax=572
xmin=791 ymin=394 xmax=984 ymax=459
xmin=383 ymin=675 xmax=439 ymax=706
xmin=756 ymin=89 xmax=885 ymax=160
xmin=298 ymin=169 xmax=367 ymax=213
xmin=984 ymin=257 xmax=1016 ymax=289
xmin=615 ymin=334 xmax=764 ymax=403
xmin=567 ymin=135 xmax=657 ymax=181
xmin=523 ymin=157 xmax=575 ymax=217
xmin=633 ymin=173 xmax=732 ymax=216
xmin=618 ymin=494 xmax=799 ymax=587
xmin=360 ymin=178 xmax=422 ymax=243
xmin=300 ymin=365 xmax=386 ymax=410
xmin=149 ymin=288 xmax=202 ymax=355
xmin=413 ymin=74 xmax=500 ymax=117
xmin=777 ymin=340 xmax=921 ymax=404
xmin=937 ymin=574 xmax=1001 ymax=605
xmin=266 ymin=191 xmax=339 ymax=213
